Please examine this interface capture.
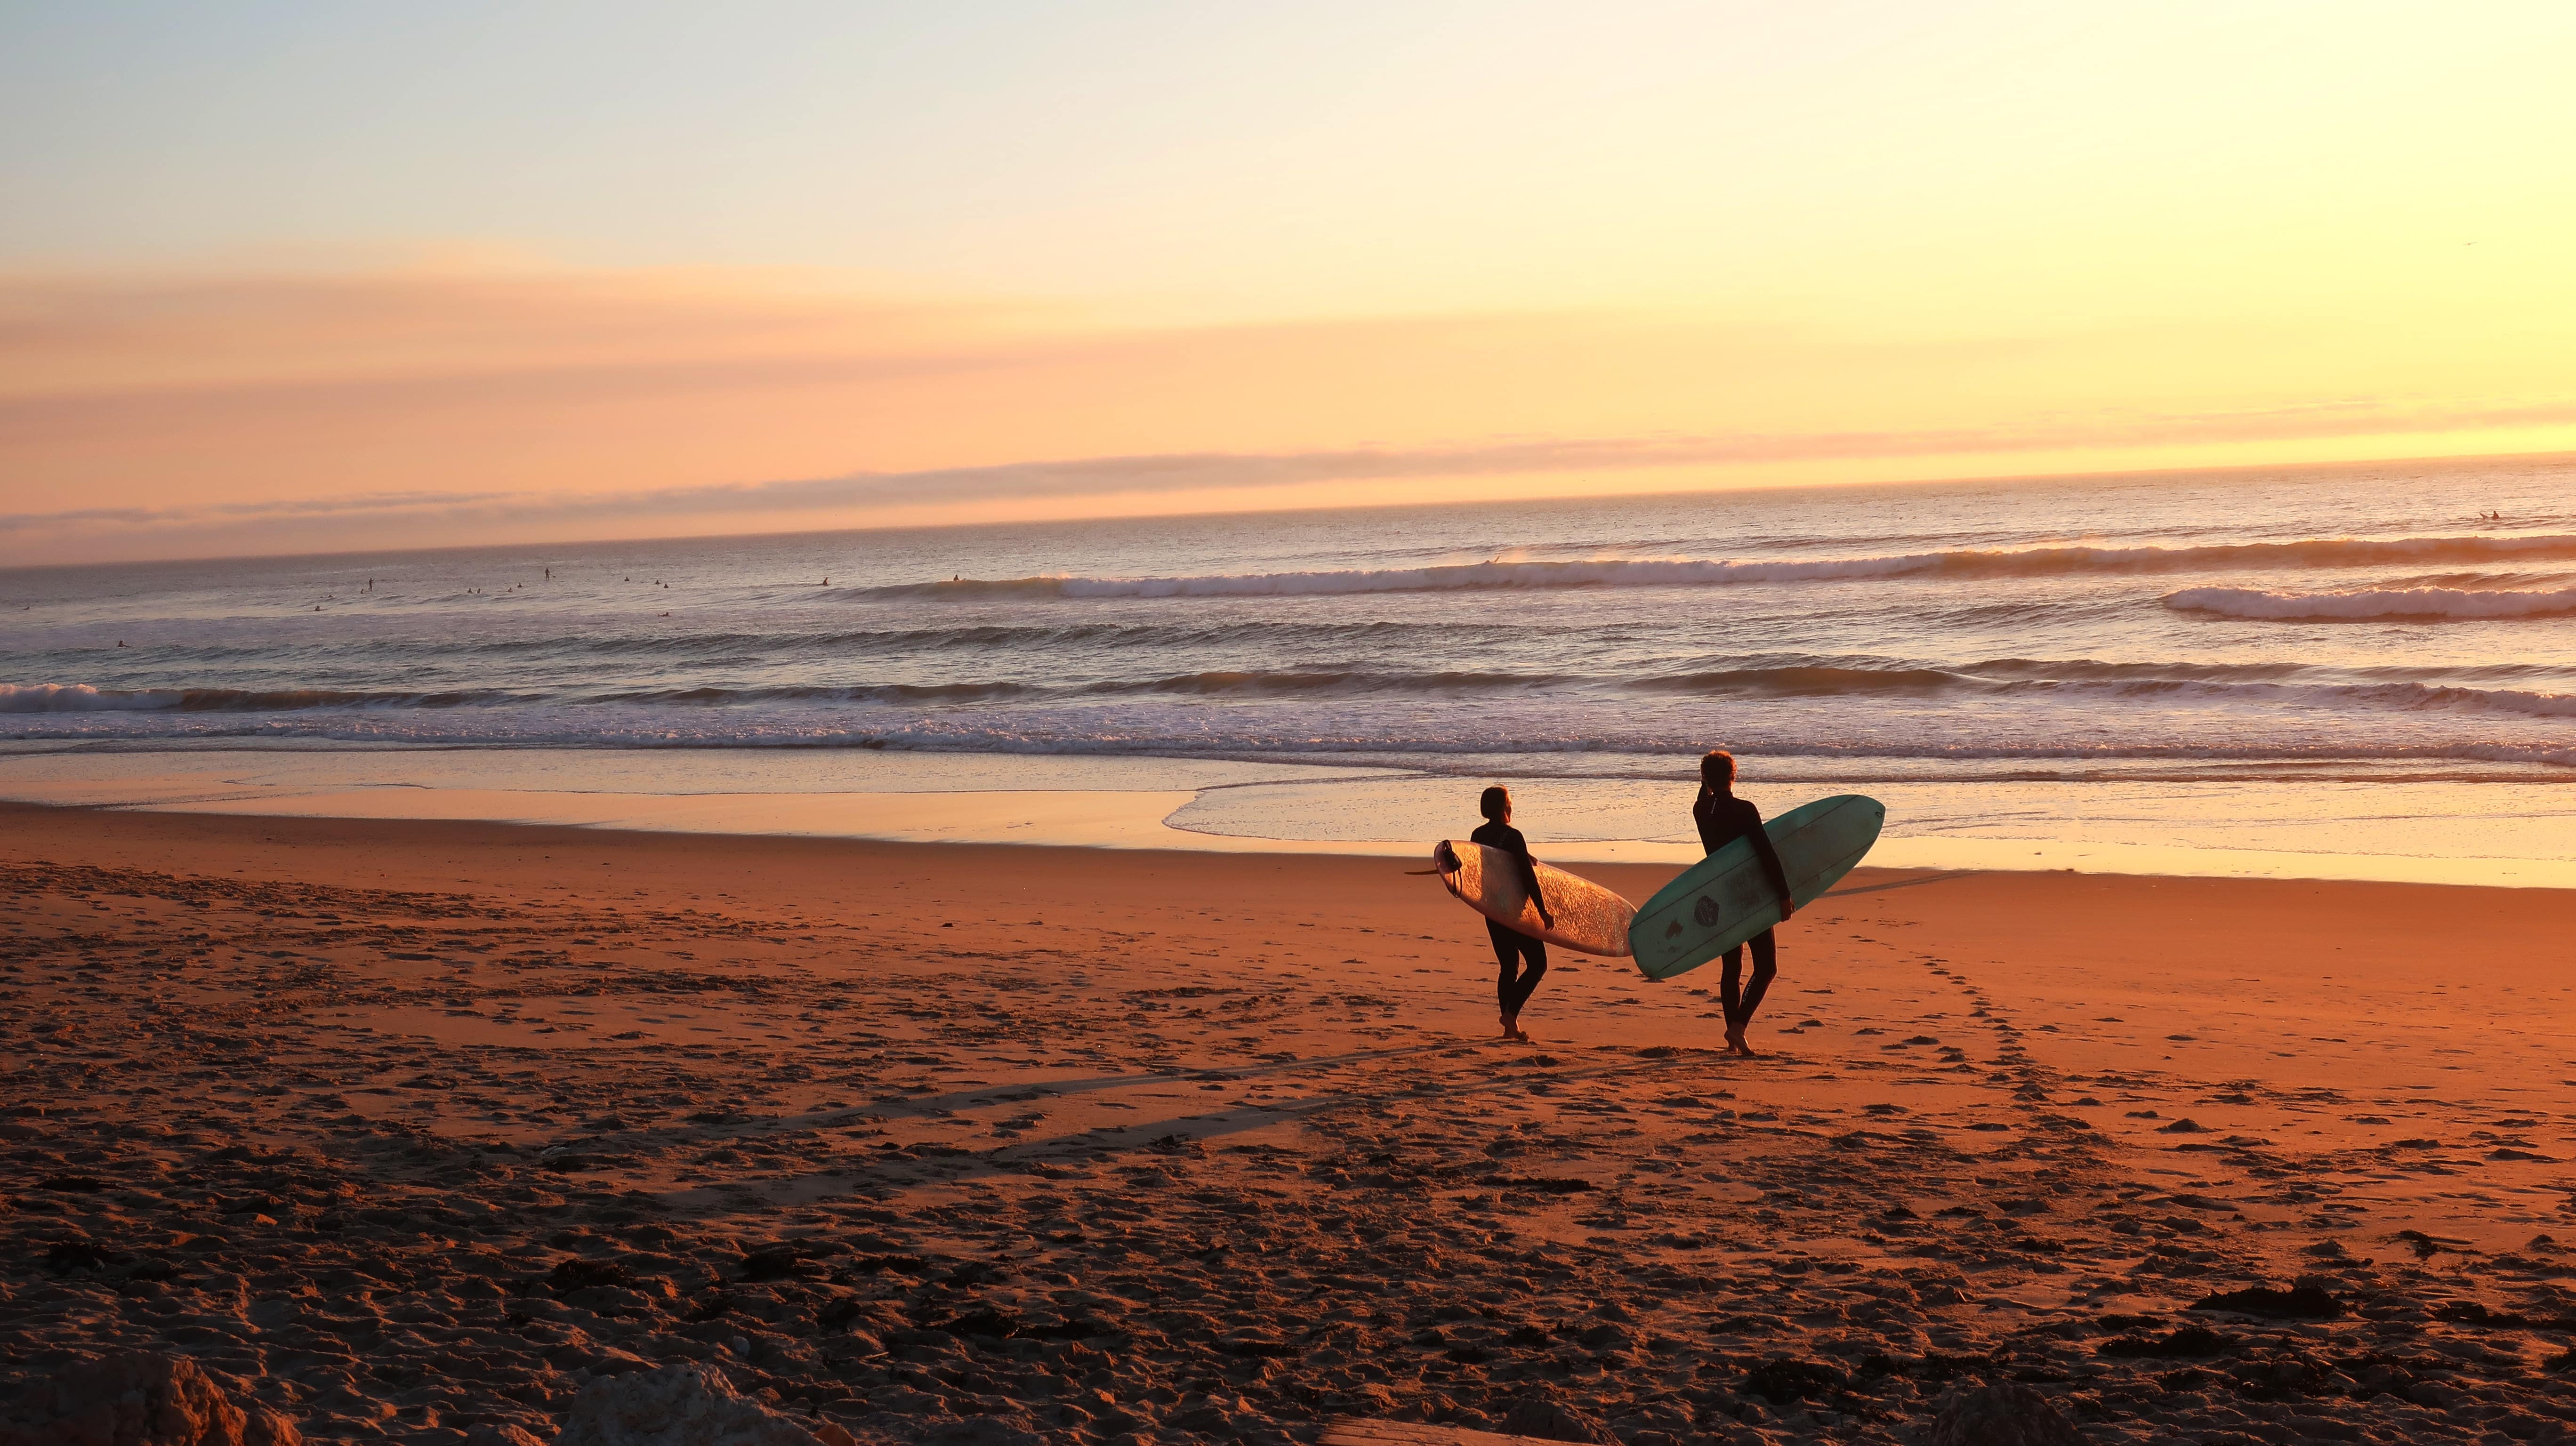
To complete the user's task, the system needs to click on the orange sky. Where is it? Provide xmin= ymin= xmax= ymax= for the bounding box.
xmin=5 ymin=4 xmax=2575 ymax=563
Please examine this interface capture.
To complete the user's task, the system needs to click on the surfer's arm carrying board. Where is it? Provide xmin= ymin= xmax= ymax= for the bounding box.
xmin=1432 ymin=841 xmax=1634 ymax=957
xmin=1627 ymin=794 xmax=1885 ymax=981
xmin=1473 ymin=823 xmax=1554 ymax=927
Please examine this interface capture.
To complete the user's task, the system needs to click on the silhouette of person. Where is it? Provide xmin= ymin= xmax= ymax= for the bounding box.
xmin=1471 ymin=786 xmax=1554 ymax=1042
xmin=1693 ymin=750 xmax=1796 ymax=1056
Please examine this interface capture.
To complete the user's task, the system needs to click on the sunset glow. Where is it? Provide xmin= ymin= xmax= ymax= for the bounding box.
xmin=8 ymin=1 xmax=2576 ymax=561
xmin=10 ymin=12 xmax=2576 ymax=1441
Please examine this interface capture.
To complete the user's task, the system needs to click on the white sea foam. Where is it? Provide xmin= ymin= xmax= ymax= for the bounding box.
xmin=10 ymin=663 xmax=2568 ymax=716
xmin=2166 ymin=585 xmax=2576 ymax=621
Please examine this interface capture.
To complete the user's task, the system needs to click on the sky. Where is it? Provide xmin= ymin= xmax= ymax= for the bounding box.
xmin=5 ymin=0 xmax=2575 ymax=564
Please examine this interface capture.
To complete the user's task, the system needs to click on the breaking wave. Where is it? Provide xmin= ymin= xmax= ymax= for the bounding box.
xmin=868 ymin=534 xmax=2576 ymax=599
xmin=0 ymin=683 xmax=525 ymax=713
xmin=10 ymin=663 xmax=2571 ymax=720
xmin=2166 ymin=585 xmax=2576 ymax=621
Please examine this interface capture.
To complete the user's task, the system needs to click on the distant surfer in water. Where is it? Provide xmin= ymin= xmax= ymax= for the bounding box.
xmin=1694 ymin=751 xmax=1796 ymax=1057
xmin=1472 ymin=786 xmax=1553 ymax=1043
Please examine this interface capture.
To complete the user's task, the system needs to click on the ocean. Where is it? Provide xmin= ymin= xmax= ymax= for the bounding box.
xmin=6 ymin=455 xmax=2574 ymax=884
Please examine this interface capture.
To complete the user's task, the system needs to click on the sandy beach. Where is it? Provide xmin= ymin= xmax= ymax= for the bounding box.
xmin=8 ymin=803 xmax=2576 ymax=1444
xmin=16 ymin=6 xmax=2576 ymax=1442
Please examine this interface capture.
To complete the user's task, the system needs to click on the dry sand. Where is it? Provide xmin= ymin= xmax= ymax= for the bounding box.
xmin=7 ymin=802 xmax=2576 ymax=1445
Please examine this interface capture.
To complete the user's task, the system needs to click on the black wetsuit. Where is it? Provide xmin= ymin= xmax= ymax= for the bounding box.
xmin=1693 ymin=788 xmax=1794 ymax=1031
xmin=1470 ymin=819 xmax=1549 ymax=1015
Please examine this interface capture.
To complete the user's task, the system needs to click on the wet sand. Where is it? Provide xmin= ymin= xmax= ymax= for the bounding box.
xmin=8 ymin=802 xmax=2576 ymax=1444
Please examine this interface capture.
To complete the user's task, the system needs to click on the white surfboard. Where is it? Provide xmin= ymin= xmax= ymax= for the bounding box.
xmin=1432 ymin=840 xmax=1636 ymax=957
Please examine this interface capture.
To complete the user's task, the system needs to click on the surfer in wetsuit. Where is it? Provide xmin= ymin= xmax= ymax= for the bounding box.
xmin=1472 ymin=786 xmax=1554 ymax=1043
xmin=1694 ymin=750 xmax=1796 ymax=1058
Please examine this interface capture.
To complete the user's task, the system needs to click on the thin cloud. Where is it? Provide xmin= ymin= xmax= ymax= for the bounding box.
xmin=14 ymin=397 xmax=2576 ymax=546
xmin=9 ymin=266 xmax=2576 ymax=564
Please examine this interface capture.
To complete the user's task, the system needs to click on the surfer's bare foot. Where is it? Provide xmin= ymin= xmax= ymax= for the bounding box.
xmin=1499 ymin=1012 xmax=1517 ymax=1039
xmin=1725 ymin=1027 xmax=1757 ymax=1057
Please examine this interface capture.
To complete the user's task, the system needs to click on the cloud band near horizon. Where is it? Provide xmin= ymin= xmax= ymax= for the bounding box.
xmin=9 ymin=265 xmax=2576 ymax=566
xmin=12 ymin=400 xmax=2576 ymax=567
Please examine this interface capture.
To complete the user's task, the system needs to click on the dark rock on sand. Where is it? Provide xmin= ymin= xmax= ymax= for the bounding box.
xmin=1740 ymin=1357 xmax=1847 ymax=1404
xmin=737 ymin=1246 xmax=821 ymax=1282
xmin=2190 ymin=1281 xmax=2345 ymax=1320
xmin=1494 ymin=1393 xmax=1616 ymax=1445
xmin=0 ymin=1351 xmax=303 ymax=1446
xmin=547 ymin=1257 xmax=638 ymax=1293
xmin=2097 ymin=1326 xmax=2238 ymax=1358
xmin=42 ymin=1240 xmax=122 ymax=1274
xmin=1927 ymin=1381 xmax=2088 ymax=1446
xmin=557 ymin=1364 xmax=845 ymax=1446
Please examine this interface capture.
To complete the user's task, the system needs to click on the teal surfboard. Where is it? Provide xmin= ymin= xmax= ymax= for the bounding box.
xmin=1627 ymin=794 xmax=1885 ymax=981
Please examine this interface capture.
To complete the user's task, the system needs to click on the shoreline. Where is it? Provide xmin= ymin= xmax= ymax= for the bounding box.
xmin=5 ymin=745 xmax=2573 ymax=889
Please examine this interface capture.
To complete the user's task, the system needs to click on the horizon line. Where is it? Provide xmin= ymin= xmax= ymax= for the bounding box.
xmin=4 ymin=443 xmax=2568 ymax=577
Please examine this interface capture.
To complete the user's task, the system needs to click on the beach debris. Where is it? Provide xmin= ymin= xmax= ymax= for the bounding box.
xmin=1739 ymin=1357 xmax=1846 ymax=1404
xmin=1926 ymin=1381 xmax=2086 ymax=1446
xmin=2098 ymin=1325 xmax=2237 ymax=1358
xmin=2396 ymin=1228 xmax=2451 ymax=1259
xmin=547 ymin=1257 xmax=638 ymax=1292
xmin=736 ymin=1245 xmax=823 ymax=1282
xmin=1482 ymin=1175 xmax=1594 ymax=1194
xmin=2190 ymin=1280 xmax=2346 ymax=1320
xmin=1493 ymin=1391 xmax=1615 ymax=1443
xmin=0 ymin=1351 xmax=304 ymax=1446
xmin=42 ymin=1238 xmax=123 ymax=1274
xmin=557 ymin=1363 xmax=845 ymax=1446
